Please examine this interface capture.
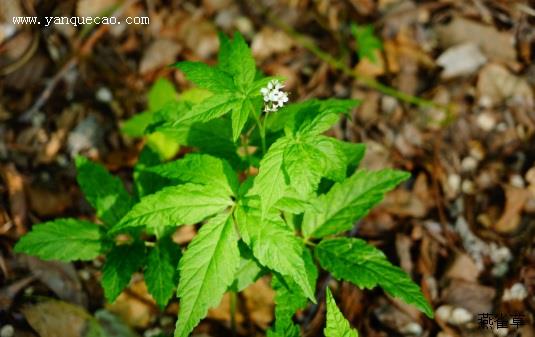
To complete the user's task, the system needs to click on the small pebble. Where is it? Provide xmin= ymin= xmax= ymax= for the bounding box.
xmin=78 ymin=269 xmax=91 ymax=281
xmin=450 ymin=307 xmax=473 ymax=325
xmin=436 ymin=305 xmax=453 ymax=322
xmin=462 ymin=180 xmax=476 ymax=194
xmin=96 ymin=87 xmax=113 ymax=103
xmin=0 ymin=325 xmax=14 ymax=337
xmin=509 ymin=174 xmax=525 ymax=188
xmin=399 ymin=322 xmax=422 ymax=336
xmin=502 ymin=283 xmax=528 ymax=302
xmin=477 ymin=112 xmax=496 ymax=131
xmin=461 ymin=156 xmax=478 ymax=172
xmin=448 ymin=174 xmax=461 ymax=194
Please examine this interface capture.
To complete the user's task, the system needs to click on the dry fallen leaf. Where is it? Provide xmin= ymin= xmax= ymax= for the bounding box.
xmin=0 ymin=163 xmax=27 ymax=235
xmin=494 ymin=186 xmax=530 ymax=234
xmin=105 ymin=279 xmax=155 ymax=329
xmin=477 ymin=63 xmax=534 ymax=108
xmin=139 ymin=39 xmax=182 ymax=75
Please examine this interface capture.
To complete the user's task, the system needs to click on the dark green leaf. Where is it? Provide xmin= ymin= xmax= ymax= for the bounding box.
xmin=145 ymin=236 xmax=181 ymax=308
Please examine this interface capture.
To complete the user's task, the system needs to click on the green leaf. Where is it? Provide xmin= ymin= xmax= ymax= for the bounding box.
xmin=302 ymin=169 xmax=410 ymax=238
xmin=324 ymin=288 xmax=358 ymax=337
xmin=175 ymin=61 xmax=236 ymax=92
xmin=175 ymin=212 xmax=240 ymax=337
xmin=316 ymin=238 xmax=433 ymax=318
xmin=351 ymin=23 xmax=382 ymax=63
xmin=133 ymin=145 xmax=169 ymax=198
xmin=268 ymin=248 xmax=317 ymax=336
xmin=102 ymin=242 xmax=146 ymax=303
xmin=217 ymin=32 xmax=256 ymax=88
xmin=231 ymin=98 xmax=253 ymax=141
xmin=14 ymin=219 xmax=104 ymax=261
xmin=148 ymin=78 xmax=178 ymax=111
xmin=230 ymin=242 xmax=265 ymax=292
xmin=112 ymin=183 xmax=233 ymax=235
xmin=249 ymin=137 xmax=291 ymax=216
xmin=145 ymin=236 xmax=182 ymax=309
xmin=172 ymin=93 xmax=239 ymax=126
xmin=235 ymin=201 xmax=315 ymax=301
xmin=121 ymin=111 xmax=154 ymax=137
xmin=146 ymin=154 xmax=238 ymax=196
xmin=75 ymin=156 xmax=134 ymax=226
xmin=312 ymin=138 xmax=365 ymax=182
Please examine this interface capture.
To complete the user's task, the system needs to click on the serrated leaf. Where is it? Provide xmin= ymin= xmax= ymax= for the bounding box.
xmin=175 ymin=212 xmax=240 ymax=337
xmin=112 ymin=183 xmax=233 ymax=235
xmin=316 ymin=238 xmax=433 ymax=318
xmin=102 ymin=242 xmax=146 ymax=303
xmin=230 ymin=242 xmax=265 ymax=292
xmin=75 ymin=156 xmax=134 ymax=226
xmin=133 ymin=145 xmax=170 ymax=198
xmin=172 ymin=93 xmax=239 ymax=126
xmin=146 ymin=153 xmax=238 ymax=196
xmin=145 ymin=236 xmax=182 ymax=309
xmin=231 ymin=98 xmax=253 ymax=141
xmin=302 ymin=169 xmax=410 ymax=239
xmin=121 ymin=111 xmax=154 ymax=137
xmin=324 ymin=288 xmax=358 ymax=337
xmin=235 ymin=201 xmax=315 ymax=301
xmin=217 ymin=32 xmax=256 ymax=89
xmin=175 ymin=61 xmax=236 ymax=92
xmin=351 ymin=23 xmax=382 ymax=63
xmin=268 ymin=248 xmax=317 ymax=336
xmin=14 ymin=219 xmax=104 ymax=261
xmin=249 ymin=137 xmax=291 ymax=216
xmin=312 ymin=138 xmax=366 ymax=182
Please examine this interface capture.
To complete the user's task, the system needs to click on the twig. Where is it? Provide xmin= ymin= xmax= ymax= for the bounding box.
xmin=268 ymin=14 xmax=450 ymax=113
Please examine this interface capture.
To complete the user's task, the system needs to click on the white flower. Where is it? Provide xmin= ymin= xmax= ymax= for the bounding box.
xmin=260 ymin=79 xmax=288 ymax=112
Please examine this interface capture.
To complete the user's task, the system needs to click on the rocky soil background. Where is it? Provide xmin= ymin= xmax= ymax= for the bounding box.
xmin=0 ymin=0 xmax=534 ymax=336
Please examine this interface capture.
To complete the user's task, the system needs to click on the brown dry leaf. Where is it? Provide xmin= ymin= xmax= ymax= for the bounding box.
xmin=242 ymin=277 xmax=275 ymax=329
xmin=0 ymin=276 xmax=35 ymax=311
xmin=207 ymin=293 xmax=244 ymax=328
xmin=441 ymin=279 xmax=495 ymax=314
xmin=445 ymin=253 xmax=480 ymax=283
xmin=354 ymin=51 xmax=385 ymax=78
xmin=252 ymin=27 xmax=294 ymax=61
xmin=22 ymin=300 xmax=105 ymax=337
xmin=27 ymin=184 xmax=71 ymax=217
xmin=105 ymin=279 xmax=155 ymax=329
xmin=435 ymin=16 xmax=517 ymax=63
xmin=494 ymin=186 xmax=530 ymax=233
xmin=0 ymin=163 xmax=27 ymax=235
xmin=178 ymin=18 xmax=218 ymax=60
xmin=173 ymin=225 xmax=196 ymax=245
xmin=381 ymin=187 xmax=427 ymax=218
xmin=477 ymin=63 xmax=534 ymax=108
xmin=18 ymin=255 xmax=87 ymax=307
xmin=139 ymin=39 xmax=181 ymax=74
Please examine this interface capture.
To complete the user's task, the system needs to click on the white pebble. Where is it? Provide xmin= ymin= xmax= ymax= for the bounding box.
xmin=400 ymin=322 xmax=423 ymax=336
xmin=436 ymin=305 xmax=453 ymax=322
xmin=461 ymin=156 xmax=478 ymax=172
xmin=502 ymin=283 xmax=528 ymax=302
xmin=0 ymin=325 xmax=14 ymax=337
xmin=509 ymin=174 xmax=525 ymax=188
xmin=448 ymin=174 xmax=461 ymax=194
xmin=96 ymin=87 xmax=113 ymax=103
xmin=462 ymin=180 xmax=476 ymax=194
xmin=450 ymin=307 xmax=473 ymax=325
xmin=477 ymin=112 xmax=496 ymax=131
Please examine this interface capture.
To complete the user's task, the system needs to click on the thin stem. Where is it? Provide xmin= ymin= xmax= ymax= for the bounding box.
xmin=268 ymin=14 xmax=450 ymax=113
xmin=253 ymin=112 xmax=267 ymax=154
xmin=230 ymin=291 xmax=237 ymax=337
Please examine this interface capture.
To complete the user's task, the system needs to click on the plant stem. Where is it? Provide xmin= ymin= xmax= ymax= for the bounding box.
xmin=253 ymin=112 xmax=267 ymax=154
xmin=268 ymin=15 xmax=450 ymax=112
xmin=230 ymin=291 xmax=237 ymax=337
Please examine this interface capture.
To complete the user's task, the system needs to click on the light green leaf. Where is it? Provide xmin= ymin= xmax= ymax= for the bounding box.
xmin=249 ymin=137 xmax=291 ymax=216
xmin=351 ymin=23 xmax=382 ymax=64
xmin=235 ymin=201 xmax=315 ymax=301
xmin=75 ymin=156 xmax=134 ymax=226
xmin=146 ymin=154 xmax=238 ymax=196
xmin=217 ymin=32 xmax=256 ymax=88
xmin=148 ymin=78 xmax=178 ymax=111
xmin=231 ymin=98 xmax=253 ymax=141
xmin=174 ymin=61 xmax=236 ymax=92
xmin=112 ymin=183 xmax=233 ymax=235
xmin=302 ymin=169 xmax=410 ymax=238
xmin=312 ymin=137 xmax=366 ymax=182
xmin=230 ymin=242 xmax=265 ymax=292
xmin=14 ymin=219 xmax=104 ymax=261
xmin=324 ymin=288 xmax=358 ymax=337
xmin=121 ymin=111 xmax=154 ymax=137
xmin=316 ymin=238 xmax=434 ymax=318
xmin=172 ymin=93 xmax=239 ymax=126
xmin=175 ymin=212 xmax=240 ymax=337
xmin=102 ymin=242 xmax=146 ymax=303
xmin=145 ymin=236 xmax=182 ymax=309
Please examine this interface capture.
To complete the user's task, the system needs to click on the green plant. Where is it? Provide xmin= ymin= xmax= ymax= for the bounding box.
xmin=350 ymin=23 xmax=382 ymax=63
xmin=15 ymin=32 xmax=433 ymax=337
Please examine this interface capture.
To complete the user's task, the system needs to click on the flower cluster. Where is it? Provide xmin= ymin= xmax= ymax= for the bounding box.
xmin=260 ymin=80 xmax=289 ymax=112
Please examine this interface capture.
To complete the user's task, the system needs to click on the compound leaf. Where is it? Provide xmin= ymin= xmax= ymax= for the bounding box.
xmin=102 ymin=242 xmax=146 ymax=303
xmin=145 ymin=236 xmax=182 ymax=309
xmin=324 ymin=288 xmax=358 ymax=337
xmin=316 ymin=238 xmax=433 ymax=318
xmin=174 ymin=61 xmax=236 ymax=92
xmin=175 ymin=212 xmax=240 ymax=337
xmin=75 ymin=156 xmax=134 ymax=226
xmin=14 ymin=219 xmax=104 ymax=261
xmin=302 ymin=169 xmax=410 ymax=239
